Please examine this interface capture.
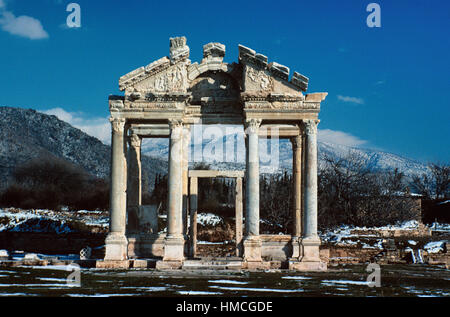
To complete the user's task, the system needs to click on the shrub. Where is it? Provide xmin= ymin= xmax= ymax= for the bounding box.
xmin=0 ymin=155 xmax=109 ymax=211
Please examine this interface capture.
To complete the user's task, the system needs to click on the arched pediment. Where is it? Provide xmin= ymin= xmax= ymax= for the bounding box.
xmin=189 ymin=71 xmax=239 ymax=103
xmin=188 ymin=70 xmax=241 ymax=115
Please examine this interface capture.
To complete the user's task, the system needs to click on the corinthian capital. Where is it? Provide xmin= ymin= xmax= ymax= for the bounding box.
xmin=168 ymin=118 xmax=183 ymax=129
xmin=129 ymin=133 xmax=141 ymax=148
xmin=168 ymin=119 xmax=183 ymax=139
xmin=290 ymin=135 xmax=302 ymax=149
xmin=302 ymin=119 xmax=319 ymax=135
xmin=244 ymin=118 xmax=262 ymax=134
xmin=110 ymin=117 xmax=126 ymax=133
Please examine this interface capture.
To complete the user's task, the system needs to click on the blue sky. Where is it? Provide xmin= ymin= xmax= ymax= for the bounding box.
xmin=0 ymin=0 xmax=449 ymax=163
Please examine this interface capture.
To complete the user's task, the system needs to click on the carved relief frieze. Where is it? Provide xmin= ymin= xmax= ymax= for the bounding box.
xmin=132 ymin=62 xmax=187 ymax=94
xmin=244 ymin=65 xmax=274 ymax=92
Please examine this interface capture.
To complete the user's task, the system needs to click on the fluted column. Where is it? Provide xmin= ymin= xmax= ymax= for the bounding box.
xmin=290 ymin=134 xmax=303 ymax=258
xmin=243 ymin=118 xmax=262 ymax=262
xmin=182 ymin=125 xmax=190 ymax=237
xmin=163 ymin=119 xmax=185 ymax=261
xmin=299 ymin=119 xmax=321 ymax=264
xmin=105 ymin=117 xmax=128 ymax=261
xmin=235 ymin=177 xmax=243 ymax=257
xmin=126 ymin=133 xmax=141 ymax=233
xmin=189 ymin=176 xmax=198 ymax=257
xmin=303 ymin=119 xmax=319 ymax=239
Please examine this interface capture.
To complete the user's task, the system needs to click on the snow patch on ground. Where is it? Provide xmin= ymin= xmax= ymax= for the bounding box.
xmin=209 ymin=285 xmax=303 ymax=293
xmin=322 ymin=279 xmax=371 ymax=286
xmin=197 ymin=213 xmax=223 ymax=226
xmin=208 ymin=279 xmax=249 ymax=285
xmin=177 ymin=290 xmax=223 ymax=295
xmin=0 ymin=208 xmax=108 ymax=233
xmin=424 ymin=241 xmax=446 ymax=254
xmin=320 ymin=220 xmax=449 ymax=249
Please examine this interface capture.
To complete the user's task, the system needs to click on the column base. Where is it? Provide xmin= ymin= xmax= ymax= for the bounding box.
xmin=163 ymin=235 xmax=185 ymax=261
xmin=290 ymin=236 xmax=302 ymax=259
xmin=300 ymin=236 xmax=321 ymax=262
xmin=243 ymin=236 xmax=262 ymax=262
xmin=104 ymin=232 xmax=128 ymax=261
xmin=289 ymin=236 xmax=327 ymax=271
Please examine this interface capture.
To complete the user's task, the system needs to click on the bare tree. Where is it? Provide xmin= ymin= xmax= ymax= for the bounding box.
xmin=318 ymin=152 xmax=419 ymax=228
xmin=412 ymin=162 xmax=450 ymax=199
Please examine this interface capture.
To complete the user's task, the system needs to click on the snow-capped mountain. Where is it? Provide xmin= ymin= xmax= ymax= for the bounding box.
xmin=141 ymin=126 xmax=429 ymax=177
xmin=0 ymin=106 xmax=428 ymax=192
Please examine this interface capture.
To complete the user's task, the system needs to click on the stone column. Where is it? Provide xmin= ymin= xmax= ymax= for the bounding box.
xmin=243 ymin=118 xmax=262 ymax=262
xmin=182 ymin=125 xmax=190 ymax=237
xmin=189 ymin=176 xmax=198 ymax=258
xmin=235 ymin=177 xmax=243 ymax=257
xmin=163 ymin=119 xmax=184 ymax=262
xmin=290 ymin=134 xmax=302 ymax=258
xmin=126 ymin=133 xmax=141 ymax=234
xmin=105 ymin=117 xmax=128 ymax=261
xmin=301 ymin=119 xmax=321 ymax=262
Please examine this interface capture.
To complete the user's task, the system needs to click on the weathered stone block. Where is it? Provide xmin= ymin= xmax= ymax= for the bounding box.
xmin=96 ymin=260 xmax=130 ymax=269
xmin=244 ymin=261 xmax=271 ymax=271
xmin=243 ymin=237 xmax=262 ymax=262
xmin=155 ymin=260 xmax=183 ymax=270
xmin=163 ymin=236 xmax=185 ymax=261
xmin=104 ymin=233 xmax=128 ymax=261
xmin=289 ymin=260 xmax=327 ymax=271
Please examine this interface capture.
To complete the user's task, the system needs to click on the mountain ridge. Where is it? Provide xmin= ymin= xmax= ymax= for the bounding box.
xmin=0 ymin=106 xmax=167 ymax=190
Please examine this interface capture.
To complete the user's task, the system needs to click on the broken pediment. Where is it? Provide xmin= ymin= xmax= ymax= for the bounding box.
xmin=238 ymin=44 xmax=309 ymax=97
xmin=113 ymin=36 xmax=325 ymax=118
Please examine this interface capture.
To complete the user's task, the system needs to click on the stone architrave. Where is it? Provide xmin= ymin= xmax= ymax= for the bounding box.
xmin=105 ymin=117 xmax=128 ymax=261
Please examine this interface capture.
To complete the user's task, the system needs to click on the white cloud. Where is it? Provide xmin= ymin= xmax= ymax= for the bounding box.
xmin=318 ymin=129 xmax=368 ymax=147
xmin=0 ymin=2 xmax=49 ymax=40
xmin=42 ymin=108 xmax=111 ymax=145
xmin=337 ymin=95 xmax=364 ymax=105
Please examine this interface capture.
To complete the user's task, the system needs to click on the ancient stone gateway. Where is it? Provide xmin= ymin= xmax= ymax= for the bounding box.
xmin=101 ymin=36 xmax=328 ymax=271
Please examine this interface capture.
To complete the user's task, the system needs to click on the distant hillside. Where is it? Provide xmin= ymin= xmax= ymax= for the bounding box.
xmin=0 ymin=107 xmax=167 ymax=190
